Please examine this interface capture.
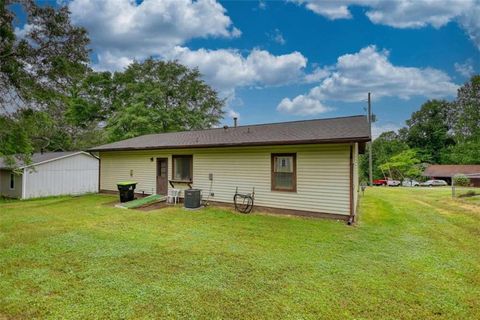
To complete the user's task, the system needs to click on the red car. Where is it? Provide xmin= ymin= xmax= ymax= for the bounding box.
xmin=373 ymin=179 xmax=388 ymax=186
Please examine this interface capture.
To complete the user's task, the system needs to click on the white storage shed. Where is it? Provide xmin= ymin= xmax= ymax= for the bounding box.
xmin=0 ymin=151 xmax=99 ymax=199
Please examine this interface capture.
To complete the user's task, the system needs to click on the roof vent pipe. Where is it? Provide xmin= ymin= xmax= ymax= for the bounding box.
xmin=233 ymin=117 xmax=238 ymax=128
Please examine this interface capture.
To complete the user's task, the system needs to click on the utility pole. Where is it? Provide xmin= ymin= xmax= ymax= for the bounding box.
xmin=368 ymin=92 xmax=373 ymax=186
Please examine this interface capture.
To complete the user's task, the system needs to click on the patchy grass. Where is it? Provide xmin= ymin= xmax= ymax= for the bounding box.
xmin=0 ymin=188 xmax=479 ymax=319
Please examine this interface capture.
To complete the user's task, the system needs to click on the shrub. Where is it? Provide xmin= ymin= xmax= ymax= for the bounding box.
xmin=458 ymin=190 xmax=477 ymax=198
xmin=453 ymin=174 xmax=470 ymax=187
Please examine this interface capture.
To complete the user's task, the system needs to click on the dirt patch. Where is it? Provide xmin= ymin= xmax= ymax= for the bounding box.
xmin=414 ymin=198 xmax=480 ymax=216
xmin=454 ymin=201 xmax=480 ymax=214
xmin=103 ymin=199 xmax=120 ymax=208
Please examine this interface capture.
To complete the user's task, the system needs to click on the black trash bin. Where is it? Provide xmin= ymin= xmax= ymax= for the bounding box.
xmin=117 ymin=181 xmax=137 ymax=203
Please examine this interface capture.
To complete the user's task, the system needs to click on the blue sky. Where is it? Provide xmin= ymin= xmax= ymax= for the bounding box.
xmin=23 ymin=1 xmax=480 ymax=136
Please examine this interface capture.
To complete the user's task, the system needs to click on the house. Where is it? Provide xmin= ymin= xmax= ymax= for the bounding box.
xmin=423 ymin=165 xmax=480 ymax=187
xmin=88 ymin=115 xmax=371 ymax=222
xmin=0 ymin=151 xmax=99 ymax=199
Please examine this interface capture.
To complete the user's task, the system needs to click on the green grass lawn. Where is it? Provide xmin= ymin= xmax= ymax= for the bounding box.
xmin=1 ymin=188 xmax=479 ymax=319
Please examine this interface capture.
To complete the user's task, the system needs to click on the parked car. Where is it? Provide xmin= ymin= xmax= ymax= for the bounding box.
xmin=420 ymin=179 xmax=448 ymax=187
xmin=402 ymin=179 xmax=420 ymax=187
xmin=387 ymin=179 xmax=401 ymax=187
xmin=373 ymin=179 xmax=388 ymax=186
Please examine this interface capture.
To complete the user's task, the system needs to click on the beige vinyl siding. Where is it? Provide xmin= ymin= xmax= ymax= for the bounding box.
xmin=0 ymin=170 xmax=22 ymax=198
xmin=100 ymin=152 xmax=168 ymax=195
xmin=100 ymin=144 xmax=352 ymax=215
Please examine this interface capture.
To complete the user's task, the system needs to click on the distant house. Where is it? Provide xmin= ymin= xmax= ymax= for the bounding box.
xmin=88 ymin=115 xmax=371 ymax=222
xmin=423 ymin=165 xmax=480 ymax=187
xmin=0 ymin=152 xmax=99 ymax=199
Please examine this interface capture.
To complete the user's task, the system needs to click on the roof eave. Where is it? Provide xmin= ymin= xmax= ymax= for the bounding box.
xmin=88 ymin=136 xmax=371 ymax=152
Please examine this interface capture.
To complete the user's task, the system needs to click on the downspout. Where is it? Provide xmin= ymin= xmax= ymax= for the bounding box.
xmin=97 ymin=156 xmax=101 ymax=193
xmin=88 ymin=151 xmax=101 ymax=193
xmin=348 ymin=143 xmax=355 ymax=225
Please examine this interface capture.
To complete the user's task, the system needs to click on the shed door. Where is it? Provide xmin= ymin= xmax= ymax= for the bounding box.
xmin=156 ymin=158 xmax=168 ymax=195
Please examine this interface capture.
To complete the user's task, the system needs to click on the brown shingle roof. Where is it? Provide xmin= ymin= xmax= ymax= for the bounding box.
xmin=423 ymin=165 xmax=480 ymax=177
xmin=89 ymin=115 xmax=371 ymax=152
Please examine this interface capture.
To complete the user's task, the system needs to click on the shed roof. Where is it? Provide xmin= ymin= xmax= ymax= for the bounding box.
xmin=0 ymin=151 xmax=93 ymax=169
xmin=88 ymin=115 xmax=371 ymax=152
xmin=423 ymin=165 xmax=480 ymax=177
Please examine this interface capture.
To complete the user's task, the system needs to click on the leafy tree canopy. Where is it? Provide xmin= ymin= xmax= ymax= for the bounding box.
xmin=0 ymin=3 xmax=224 ymax=165
xmin=400 ymin=99 xmax=454 ymax=163
xmin=450 ymin=75 xmax=480 ymax=141
xmin=105 ymin=59 xmax=224 ymax=142
xmin=379 ymin=149 xmax=422 ymax=181
xmin=360 ymin=131 xmax=408 ymax=180
xmin=0 ymin=0 xmax=90 ymax=163
xmin=361 ymin=75 xmax=479 ymax=181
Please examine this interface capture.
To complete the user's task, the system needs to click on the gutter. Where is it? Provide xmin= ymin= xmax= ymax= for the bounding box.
xmin=87 ymin=137 xmax=372 ymax=153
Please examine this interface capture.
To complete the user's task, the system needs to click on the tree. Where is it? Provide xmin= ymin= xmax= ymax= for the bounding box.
xmin=65 ymin=71 xmax=114 ymax=128
xmin=359 ymin=131 xmax=408 ymax=180
xmin=105 ymin=59 xmax=224 ymax=142
xmin=441 ymin=137 xmax=480 ymax=164
xmin=400 ymin=100 xmax=454 ymax=163
xmin=0 ymin=114 xmax=33 ymax=166
xmin=0 ymin=0 xmax=90 ymax=160
xmin=437 ymin=75 xmax=480 ymax=165
xmin=449 ymin=75 xmax=480 ymax=141
xmin=379 ymin=149 xmax=422 ymax=181
xmin=0 ymin=0 xmax=90 ymax=110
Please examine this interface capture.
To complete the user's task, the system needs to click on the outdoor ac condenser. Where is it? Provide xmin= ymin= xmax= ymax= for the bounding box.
xmin=184 ymin=189 xmax=201 ymax=209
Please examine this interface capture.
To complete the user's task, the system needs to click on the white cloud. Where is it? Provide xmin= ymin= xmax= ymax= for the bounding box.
xmin=268 ymin=29 xmax=286 ymax=45
xmin=293 ymin=0 xmax=355 ymax=19
xmin=364 ymin=0 xmax=471 ymax=29
xmin=63 ymin=0 xmax=311 ymax=121
xmin=304 ymin=66 xmax=330 ymax=83
xmin=163 ymin=46 xmax=307 ymax=120
xmin=65 ymin=0 xmax=307 ymax=100
xmin=278 ymin=45 xmax=458 ymax=115
xmin=458 ymin=3 xmax=480 ymax=50
xmin=227 ymin=108 xmax=240 ymax=119
xmin=94 ymin=52 xmax=133 ymax=71
xmin=67 ymin=0 xmax=240 ymax=70
xmin=167 ymin=47 xmax=307 ymax=95
xmin=293 ymin=0 xmax=480 ymax=49
xmin=14 ymin=23 xmax=35 ymax=39
xmin=277 ymin=95 xmax=332 ymax=115
xmin=371 ymin=123 xmax=401 ymax=139
xmin=454 ymin=59 xmax=475 ymax=77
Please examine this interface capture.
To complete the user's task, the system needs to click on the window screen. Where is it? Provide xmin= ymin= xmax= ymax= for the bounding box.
xmin=272 ymin=154 xmax=296 ymax=191
xmin=173 ymin=155 xmax=193 ymax=181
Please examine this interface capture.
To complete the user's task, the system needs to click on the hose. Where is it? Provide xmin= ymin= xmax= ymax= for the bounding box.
xmin=233 ymin=187 xmax=255 ymax=213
